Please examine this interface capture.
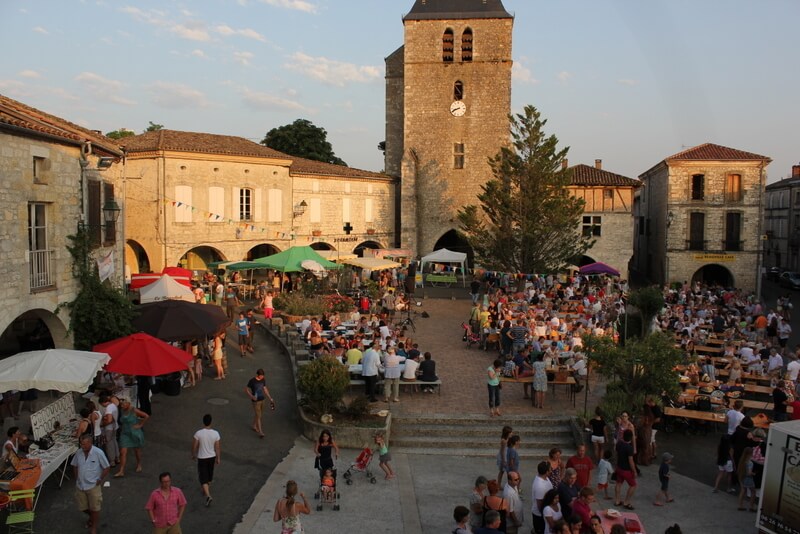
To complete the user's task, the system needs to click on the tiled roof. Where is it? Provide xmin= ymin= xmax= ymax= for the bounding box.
xmin=0 ymin=93 xmax=121 ymax=155
xmin=569 ymin=164 xmax=640 ymax=187
xmin=404 ymin=0 xmax=512 ymax=20
xmin=666 ymin=143 xmax=770 ymax=162
xmin=123 ymin=129 xmax=390 ymax=180
xmin=766 ymin=176 xmax=800 ymax=190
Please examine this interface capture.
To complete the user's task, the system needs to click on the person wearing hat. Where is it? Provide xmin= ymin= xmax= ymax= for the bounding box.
xmin=653 ymin=452 xmax=674 ymax=506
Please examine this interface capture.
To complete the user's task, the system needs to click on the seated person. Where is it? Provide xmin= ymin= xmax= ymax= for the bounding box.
xmin=502 ymin=354 xmax=518 ymax=379
xmin=345 ymin=346 xmax=363 ymax=366
xmin=3 ymin=427 xmax=27 ymax=462
xmin=401 ymin=354 xmax=420 ymax=382
xmin=320 ymin=468 xmax=335 ymax=498
xmin=571 ymin=353 xmax=587 ymax=385
xmin=513 ymin=349 xmax=534 ymax=378
xmin=418 ymin=352 xmax=439 ymax=393
xmin=721 ymin=378 xmax=745 ymax=394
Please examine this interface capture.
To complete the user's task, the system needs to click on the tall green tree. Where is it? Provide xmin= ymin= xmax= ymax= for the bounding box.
xmin=261 ymin=119 xmax=346 ymax=166
xmin=458 ymin=105 xmax=592 ymax=273
xmin=105 ymin=129 xmax=135 ymax=140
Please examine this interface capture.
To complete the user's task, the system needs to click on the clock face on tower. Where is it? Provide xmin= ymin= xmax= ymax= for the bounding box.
xmin=450 ymin=100 xmax=466 ymax=117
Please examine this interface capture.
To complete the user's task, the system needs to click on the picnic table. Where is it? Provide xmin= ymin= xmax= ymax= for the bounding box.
xmin=500 ymin=375 xmax=577 ymax=407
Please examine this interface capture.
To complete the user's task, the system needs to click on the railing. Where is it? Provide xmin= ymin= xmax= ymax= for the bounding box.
xmin=685 ymin=240 xmax=708 ymax=251
xmin=723 ymin=240 xmax=744 ymax=251
xmin=29 ymin=249 xmax=54 ymax=290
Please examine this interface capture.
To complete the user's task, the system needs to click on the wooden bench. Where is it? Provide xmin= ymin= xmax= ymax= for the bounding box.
xmin=347 ymin=378 xmax=441 ymax=396
xmin=500 ymin=376 xmax=577 ymax=407
xmin=664 ymin=406 xmax=726 ymax=424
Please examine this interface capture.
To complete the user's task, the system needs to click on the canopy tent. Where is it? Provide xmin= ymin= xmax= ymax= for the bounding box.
xmin=419 ymin=248 xmax=467 ymax=287
xmin=139 ymin=274 xmax=195 ymax=304
xmin=341 ymin=257 xmax=402 ymax=270
xmin=161 ymin=266 xmax=192 ymax=286
xmin=253 ymin=246 xmax=342 ymax=272
xmin=372 ymin=248 xmax=412 ymax=259
xmin=314 ymin=250 xmax=358 ymax=262
xmin=579 ymin=262 xmax=620 ymax=277
xmin=206 ymin=260 xmax=265 ymax=271
xmin=129 ymin=267 xmax=192 ymax=290
xmin=0 ymin=349 xmax=110 ymax=393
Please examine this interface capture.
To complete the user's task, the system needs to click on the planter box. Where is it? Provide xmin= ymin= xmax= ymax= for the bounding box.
xmin=299 ymin=408 xmax=390 ymax=448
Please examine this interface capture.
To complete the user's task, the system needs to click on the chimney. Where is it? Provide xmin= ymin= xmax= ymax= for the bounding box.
xmin=561 ymin=159 xmax=568 ymax=170
xmin=793 ymin=164 xmax=800 ymax=178
xmin=595 ymin=159 xmax=602 ymax=170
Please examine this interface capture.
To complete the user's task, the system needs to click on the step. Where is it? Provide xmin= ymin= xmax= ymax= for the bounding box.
xmin=391 ymin=435 xmax=570 ymax=451
xmin=392 ymin=414 xmax=573 ymax=426
xmin=391 ymin=423 xmax=572 ymax=436
xmin=391 ymin=446 xmax=574 ymax=458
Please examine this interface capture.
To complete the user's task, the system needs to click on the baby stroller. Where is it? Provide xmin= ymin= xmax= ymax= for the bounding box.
xmin=314 ymin=467 xmax=340 ymax=511
xmin=343 ymin=447 xmax=376 ymax=485
xmin=461 ymin=323 xmax=481 ymax=348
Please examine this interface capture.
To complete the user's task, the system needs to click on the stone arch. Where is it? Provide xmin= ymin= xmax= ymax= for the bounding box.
xmin=125 ymin=239 xmax=151 ymax=275
xmin=178 ymin=246 xmax=225 ymax=271
xmin=353 ymin=241 xmax=383 ymax=257
xmin=433 ymin=229 xmax=474 ymax=268
xmin=0 ymin=308 xmax=68 ymax=358
xmin=691 ymin=264 xmax=734 ymax=289
xmin=577 ymin=255 xmax=596 ymax=267
xmin=310 ymin=242 xmax=335 ymax=251
xmin=246 ymin=243 xmax=281 ymax=261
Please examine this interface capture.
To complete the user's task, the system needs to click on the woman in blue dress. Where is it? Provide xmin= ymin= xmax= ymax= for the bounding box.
xmin=114 ymin=399 xmax=148 ymax=477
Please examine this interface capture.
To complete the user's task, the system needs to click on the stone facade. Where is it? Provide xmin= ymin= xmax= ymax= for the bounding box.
xmin=763 ymin=166 xmax=800 ymax=272
xmin=633 ymin=143 xmax=771 ymax=292
xmin=387 ymin=3 xmax=513 ymax=256
xmin=0 ymin=94 xmax=123 ymax=352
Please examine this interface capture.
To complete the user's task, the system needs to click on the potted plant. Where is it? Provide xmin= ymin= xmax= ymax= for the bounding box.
xmin=366 ymin=228 xmax=375 ymax=235
xmin=312 ymin=229 xmax=322 ymax=237
xmin=297 ymin=356 xmax=350 ymax=420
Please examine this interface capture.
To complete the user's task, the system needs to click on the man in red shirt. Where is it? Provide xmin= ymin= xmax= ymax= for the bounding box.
xmin=571 ymin=486 xmax=596 ymax=530
xmin=567 ymin=444 xmax=595 ymax=489
xmin=790 ymin=398 xmax=800 ymax=421
xmin=145 ymin=472 xmax=187 ymax=534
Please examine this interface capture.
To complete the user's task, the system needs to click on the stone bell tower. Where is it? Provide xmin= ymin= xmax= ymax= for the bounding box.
xmin=385 ymin=0 xmax=513 ymax=256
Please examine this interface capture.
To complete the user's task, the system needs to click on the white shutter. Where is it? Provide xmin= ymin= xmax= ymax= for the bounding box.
xmin=231 ymin=188 xmax=239 ymax=221
xmin=312 ymin=180 xmax=320 ymax=193
xmin=175 ymin=185 xmax=192 ymax=222
xmin=268 ymin=189 xmax=282 ymax=222
xmin=342 ymin=198 xmax=351 ymax=223
xmin=254 ymin=188 xmax=263 ymax=221
xmin=309 ymin=198 xmax=321 ymax=223
xmin=365 ymin=198 xmax=374 ymax=223
xmin=209 ymin=187 xmax=224 ymax=222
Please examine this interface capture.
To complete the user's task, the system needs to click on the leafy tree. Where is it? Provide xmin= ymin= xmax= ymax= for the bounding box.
xmin=458 ymin=105 xmax=592 ymax=273
xmin=261 ymin=119 xmax=346 ymax=166
xmin=297 ymin=356 xmax=350 ymax=416
xmin=628 ymin=286 xmax=665 ymax=337
xmin=145 ymin=121 xmax=164 ymax=132
xmin=377 ymin=140 xmax=386 ymax=155
xmin=105 ymin=129 xmax=135 ymax=140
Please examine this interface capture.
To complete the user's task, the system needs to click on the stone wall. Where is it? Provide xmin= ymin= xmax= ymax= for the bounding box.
xmin=384 ymin=46 xmax=405 ymax=179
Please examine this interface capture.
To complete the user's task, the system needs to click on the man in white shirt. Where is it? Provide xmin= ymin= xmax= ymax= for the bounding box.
xmin=72 ymin=434 xmax=110 ymax=534
xmin=768 ymin=349 xmax=785 ymax=375
xmin=572 ymin=354 xmax=588 ymax=387
xmin=99 ymin=394 xmax=119 ymax=467
xmin=725 ymin=400 xmax=745 ymax=436
xmin=503 ymin=471 xmax=525 ymax=534
xmin=531 ymin=461 xmax=553 ymax=534
xmin=361 ymin=342 xmax=383 ymax=402
xmin=787 ymin=354 xmax=800 ymax=382
xmin=401 ymin=354 xmax=419 ymax=382
xmin=192 ymin=413 xmax=221 ymax=507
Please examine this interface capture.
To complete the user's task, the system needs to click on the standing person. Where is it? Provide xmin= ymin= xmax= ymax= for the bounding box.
xmin=496 ymin=426 xmax=513 ymax=486
xmin=613 ymin=429 xmax=637 ymax=510
xmin=374 ymin=432 xmax=395 ymax=480
xmin=773 ymin=380 xmax=790 ymax=422
xmin=145 ymin=472 xmax=187 ymax=534
xmin=224 ymin=285 xmax=239 ymax=321
xmin=531 ymin=461 xmax=554 ymax=534
xmin=245 ymin=369 xmax=275 ymax=439
xmin=236 ymin=312 xmax=250 ymax=358
xmin=541 ymin=489 xmax=563 ymax=534
xmin=212 ymin=334 xmax=225 ymax=381
xmin=589 ymin=407 xmax=608 ymax=461
xmin=595 ymin=450 xmax=614 ymax=500
xmin=503 ymin=471 xmax=525 ymax=534
xmin=313 ymin=430 xmax=339 ymax=474
xmin=245 ymin=309 xmax=257 ymax=353
xmin=99 ymin=394 xmax=119 ymax=468
xmin=487 ymin=358 xmax=503 ymax=417
xmin=191 ymin=414 xmax=220 ymax=507
xmin=532 ymin=353 xmax=548 ymax=409
xmin=114 ymin=399 xmax=148 ymax=477
xmin=471 ymin=278 xmax=482 ymax=305
xmin=262 ymin=290 xmax=274 ymax=320
xmin=470 ymin=476 xmax=490 ymax=531
xmin=72 ymin=434 xmax=110 ymax=534
xmin=653 ymin=452 xmax=674 ymax=506
xmin=567 ymin=444 xmax=595 ymax=489
xmin=383 ymin=348 xmax=402 ymax=403
xmin=557 ymin=468 xmax=579 ymax=519
xmin=361 ymin=342 xmax=382 ymax=403
xmin=713 ymin=435 xmax=735 ymax=493
xmin=482 ymin=480 xmax=510 ymax=532
xmin=273 ymin=480 xmax=310 ymax=534
xmin=506 ymin=435 xmax=521 ymax=478
xmin=737 ymin=447 xmax=757 ymax=512
xmin=725 ymin=400 xmax=745 ymax=436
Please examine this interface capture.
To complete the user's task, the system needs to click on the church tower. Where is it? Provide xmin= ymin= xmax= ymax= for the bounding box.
xmin=385 ymin=0 xmax=513 ymax=257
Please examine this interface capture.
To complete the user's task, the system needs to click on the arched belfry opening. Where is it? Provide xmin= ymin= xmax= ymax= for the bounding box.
xmin=461 ymin=28 xmax=473 ymax=61
xmin=442 ymin=28 xmax=454 ymax=62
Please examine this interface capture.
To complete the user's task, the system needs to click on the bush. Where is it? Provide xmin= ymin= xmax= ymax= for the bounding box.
xmin=323 ymin=293 xmax=355 ymax=313
xmin=273 ymin=292 xmax=326 ymax=316
xmin=297 ymin=356 xmax=350 ymax=416
xmin=340 ymin=395 xmax=370 ymax=419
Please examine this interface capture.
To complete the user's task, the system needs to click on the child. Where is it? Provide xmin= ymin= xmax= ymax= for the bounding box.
xmin=374 ymin=433 xmax=395 ymax=480
xmin=506 ymin=435 xmax=521 ymax=476
xmin=653 ymin=452 xmax=674 ymax=506
xmin=596 ymin=449 xmax=614 ymax=500
xmin=737 ymin=447 xmax=757 ymax=512
xmin=712 ymin=435 xmax=734 ymax=494
xmin=262 ymin=290 xmax=274 ymax=319
xmin=502 ymin=354 xmax=518 ymax=379
xmin=320 ymin=468 xmax=335 ymax=498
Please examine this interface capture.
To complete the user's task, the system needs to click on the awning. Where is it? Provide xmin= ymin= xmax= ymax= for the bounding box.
xmin=314 ymin=250 xmax=358 ymax=261
xmin=341 ymin=257 xmax=402 ymax=270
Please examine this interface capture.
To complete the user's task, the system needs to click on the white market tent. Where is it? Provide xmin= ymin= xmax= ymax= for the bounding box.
xmin=341 ymin=257 xmax=402 ymax=270
xmin=314 ymin=250 xmax=358 ymax=262
xmin=139 ymin=274 xmax=195 ymax=304
xmin=420 ymin=248 xmax=467 ymax=287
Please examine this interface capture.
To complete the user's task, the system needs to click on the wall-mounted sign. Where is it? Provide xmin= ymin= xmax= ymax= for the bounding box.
xmin=693 ymin=254 xmax=735 ymax=263
xmin=334 ymin=236 xmax=359 ymax=243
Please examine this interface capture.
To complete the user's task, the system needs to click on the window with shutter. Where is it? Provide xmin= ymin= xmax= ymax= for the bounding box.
xmin=87 ymin=180 xmax=101 ymax=248
xmin=103 ymin=182 xmax=116 ymax=245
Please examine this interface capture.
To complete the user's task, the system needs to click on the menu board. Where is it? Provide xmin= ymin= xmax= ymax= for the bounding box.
xmin=759 ymin=421 xmax=800 ymax=534
xmin=30 ymin=394 xmax=76 ymax=440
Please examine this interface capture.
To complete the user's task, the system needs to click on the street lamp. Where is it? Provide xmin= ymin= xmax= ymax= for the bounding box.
xmin=102 ymin=199 xmax=121 ymax=225
xmin=293 ymin=199 xmax=308 ymax=218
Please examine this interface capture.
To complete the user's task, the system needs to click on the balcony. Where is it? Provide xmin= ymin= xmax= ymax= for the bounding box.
xmin=722 ymin=240 xmax=743 ymax=252
xmin=29 ymin=249 xmax=54 ymax=291
xmin=685 ymin=239 xmax=708 ymax=251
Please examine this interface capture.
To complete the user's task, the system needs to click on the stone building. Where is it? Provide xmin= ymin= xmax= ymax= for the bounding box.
xmin=567 ymin=160 xmax=641 ymax=280
xmin=385 ymin=0 xmax=513 ymax=259
xmin=120 ymin=130 xmax=395 ymax=272
xmin=0 ymin=93 xmax=123 ymax=354
xmin=633 ymin=143 xmax=770 ymax=292
xmin=763 ymin=165 xmax=800 ymax=272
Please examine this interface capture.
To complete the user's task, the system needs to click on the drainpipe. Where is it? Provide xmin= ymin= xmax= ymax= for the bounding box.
xmin=161 ymin=154 xmax=168 ymax=269
xmin=79 ymin=142 xmax=92 ymax=224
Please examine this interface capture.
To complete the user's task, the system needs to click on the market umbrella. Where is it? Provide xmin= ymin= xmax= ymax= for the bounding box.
xmin=161 ymin=266 xmax=193 ymax=287
xmin=253 ymin=245 xmax=342 ymax=272
xmin=579 ymin=262 xmax=620 ymax=277
xmin=0 ymin=349 xmax=110 ymax=393
xmin=133 ymin=300 xmax=230 ymax=342
xmin=139 ymin=274 xmax=195 ymax=304
xmin=94 ymin=333 xmax=193 ymax=376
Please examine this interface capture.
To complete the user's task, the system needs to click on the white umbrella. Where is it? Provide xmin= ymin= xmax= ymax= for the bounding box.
xmin=301 ymin=259 xmax=327 ymax=278
xmin=139 ymin=274 xmax=195 ymax=303
xmin=0 ymin=349 xmax=110 ymax=393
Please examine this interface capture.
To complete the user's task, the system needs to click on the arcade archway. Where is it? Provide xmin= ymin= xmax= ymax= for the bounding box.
xmin=247 ymin=244 xmax=281 ymax=261
xmin=577 ymin=255 xmax=596 ymax=267
xmin=433 ymin=229 xmax=474 ymax=268
xmin=353 ymin=241 xmax=382 ymax=257
xmin=310 ymin=242 xmax=335 ymax=251
xmin=125 ymin=239 xmax=151 ymax=274
xmin=691 ymin=264 xmax=734 ymax=289
xmin=179 ymin=246 xmax=225 ymax=271
xmin=0 ymin=309 xmax=68 ymax=358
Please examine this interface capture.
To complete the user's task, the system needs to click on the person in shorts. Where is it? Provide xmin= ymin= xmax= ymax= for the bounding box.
xmin=374 ymin=433 xmax=395 ymax=480
xmin=236 ymin=312 xmax=249 ymax=358
xmin=613 ymin=429 xmax=637 ymax=509
xmin=596 ymin=449 xmax=614 ymax=499
xmin=653 ymin=452 xmax=674 ymax=506
xmin=72 ymin=434 xmax=110 ymax=534
xmin=192 ymin=414 xmax=221 ymax=507
xmin=245 ymin=369 xmax=274 ymax=438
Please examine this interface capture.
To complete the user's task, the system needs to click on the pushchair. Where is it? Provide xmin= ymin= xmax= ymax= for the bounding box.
xmin=314 ymin=467 xmax=340 ymax=511
xmin=461 ymin=323 xmax=481 ymax=348
xmin=343 ymin=447 xmax=377 ymax=485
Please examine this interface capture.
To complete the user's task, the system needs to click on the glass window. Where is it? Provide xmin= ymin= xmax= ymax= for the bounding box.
xmin=691 ymin=174 xmax=704 ymax=201
xmin=725 ymin=174 xmax=742 ymax=202
xmin=582 ymin=215 xmax=601 ymax=237
xmin=454 ymin=143 xmax=465 ymax=169
xmin=239 ymin=188 xmax=252 ymax=221
xmin=454 ymin=80 xmax=464 ymax=101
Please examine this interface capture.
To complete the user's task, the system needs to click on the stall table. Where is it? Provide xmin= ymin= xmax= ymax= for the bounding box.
xmin=601 ymin=510 xmax=646 ymax=533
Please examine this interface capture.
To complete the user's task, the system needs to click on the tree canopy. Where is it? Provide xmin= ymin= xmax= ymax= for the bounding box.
xmin=457 ymin=105 xmax=593 ymax=274
xmin=145 ymin=121 xmax=164 ymax=132
xmin=261 ymin=119 xmax=346 ymax=166
xmin=105 ymin=129 xmax=135 ymax=140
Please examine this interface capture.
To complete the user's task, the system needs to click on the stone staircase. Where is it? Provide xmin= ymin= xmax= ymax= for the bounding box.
xmin=391 ymin=414 xmax=578 ymax=458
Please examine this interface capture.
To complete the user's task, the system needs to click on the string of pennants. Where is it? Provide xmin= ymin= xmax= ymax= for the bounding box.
xmin=162 ymin=198 xmax=296 ymax=239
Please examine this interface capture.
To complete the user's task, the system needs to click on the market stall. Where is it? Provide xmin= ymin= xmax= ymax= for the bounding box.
xmin=139 ymin=274 xmax=194 ymax=303
xmin=419 ymin=248 xmax=467 ymax=287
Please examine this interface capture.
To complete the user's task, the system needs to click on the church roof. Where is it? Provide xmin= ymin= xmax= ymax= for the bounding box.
xmin=0 ymin=92 xmax=122 ymax=155
xmin=569 ymin=164 xmax=640 ymax=187
xmin=666 ymin=142 xmax=770 ymax=162
xmin=404 ymin=0 xmax=512 ymax=21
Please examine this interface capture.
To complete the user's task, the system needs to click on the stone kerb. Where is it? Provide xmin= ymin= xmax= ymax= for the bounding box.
xmin=258 ymin=317 xmax=390 ymax=448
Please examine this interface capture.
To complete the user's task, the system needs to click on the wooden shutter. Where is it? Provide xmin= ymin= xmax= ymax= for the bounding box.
xmin=103 ymin=182 xmax=116 ymax=245
xmin=87 ymin=180 xmax=101 ymax=247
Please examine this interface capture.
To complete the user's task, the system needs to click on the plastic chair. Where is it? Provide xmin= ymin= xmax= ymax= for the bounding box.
xmin=6 ymin=488 xmax=35 ymax=533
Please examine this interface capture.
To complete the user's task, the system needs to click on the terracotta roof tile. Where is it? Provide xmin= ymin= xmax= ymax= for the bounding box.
xmin=666 ymin=143 xmax=770 ymax=162
xmin=290 ymin=156 xmax=389 ymax=180
xmin=0 ymin=93 xmax=121 ymax=155
xmin=569 ymin=164 xmax=640 ymax=187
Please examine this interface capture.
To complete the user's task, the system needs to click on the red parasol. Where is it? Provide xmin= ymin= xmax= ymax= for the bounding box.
xmin=94 ymin=333 xmax=193 ymax=376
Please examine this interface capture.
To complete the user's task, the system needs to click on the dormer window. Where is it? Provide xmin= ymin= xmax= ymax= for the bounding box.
xmin=461 ymin=28 xmax=473 ymax=62
xmin=442 ymin=28 xmax=454 ymax=62
xmin=454 ymin=80 xmax=464 ymax=101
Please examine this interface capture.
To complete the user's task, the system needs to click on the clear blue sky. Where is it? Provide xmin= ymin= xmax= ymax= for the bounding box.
xmin=1 ymin=0 xmax=797 ymax=181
